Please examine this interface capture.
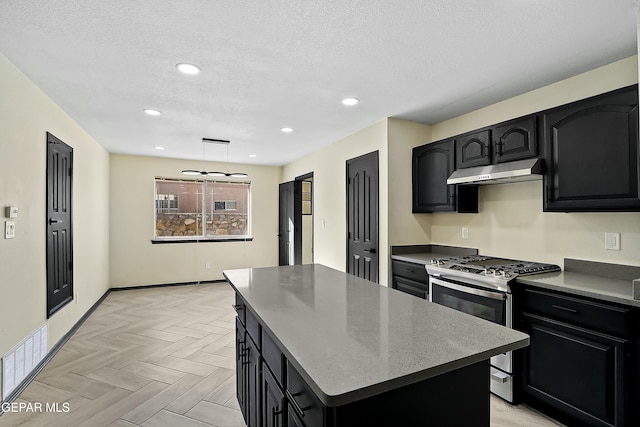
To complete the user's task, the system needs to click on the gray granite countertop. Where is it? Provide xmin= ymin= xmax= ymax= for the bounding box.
xmin=517 ymin=271 xmax=640 ymax=308
xmin=224 ymin=264 xmax=528 ymax=407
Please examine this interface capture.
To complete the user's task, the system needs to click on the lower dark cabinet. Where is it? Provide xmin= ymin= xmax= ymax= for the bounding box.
xmin=520 ymin=313 xmax=628 ymax=426
xmin=236 ymin=317 xmax=247 ymax=421
xmin=246 ymin=336 xmax=261 ymax=427
xmin=392 ymin=275 xmax=428 ymax=299
xmin=262 ymin=362 xmax=285 ymax=427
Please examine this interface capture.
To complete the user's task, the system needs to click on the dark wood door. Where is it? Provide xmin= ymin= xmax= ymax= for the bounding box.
xmin=346 ymin=151 xmax=379 ymax=283
xmin=542 ymin=85 xmax=640 ymax=212
xmin=412 ymin=139 xmax=456 ymax=212
xmin=278 ymin=181 xmax=301 ymax=265
xmin=456 ymin=130 xmax=491 ymax=168
xmin=521 ymin=313 xmax=627 ymax=426
xmin=46 ymin=132 xmax=73 ymax=318
xmin=493 ymin=115 xmax=537 ymax=163
xmin=261 ymin=362 xmax=285 ymax=427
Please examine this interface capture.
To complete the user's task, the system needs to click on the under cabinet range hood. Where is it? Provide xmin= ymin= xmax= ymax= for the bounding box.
xmin=447 ymin=158 xmax=543 ymax=185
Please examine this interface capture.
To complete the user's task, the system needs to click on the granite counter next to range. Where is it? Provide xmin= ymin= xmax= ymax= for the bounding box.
xmin=224 ymin=264 xmax=528 ymax=426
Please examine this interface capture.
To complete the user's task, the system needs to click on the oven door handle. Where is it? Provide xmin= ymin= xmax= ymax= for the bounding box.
xmin=431 ymin=277 xmax=505 ymax=301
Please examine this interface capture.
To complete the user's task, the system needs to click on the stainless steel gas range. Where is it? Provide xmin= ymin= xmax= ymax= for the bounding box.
xmin=426 ymin=255 xmax=560 ymax=402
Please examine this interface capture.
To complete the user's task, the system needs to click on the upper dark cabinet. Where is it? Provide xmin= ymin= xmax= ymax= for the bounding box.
xmin=456 ymin=116 xmax=538 ymax=169
xmin=456 ymin=130 xmax=491 ymax=168
xmin=412 ymin=139 xmax=478 ymax=213
xmin=493 ymin=115 xmax=538 ymax=163
xmin=542 ymin=85 xmax=640 ymax=212
xmin=412 ymin=139 xmax=456 ymax=212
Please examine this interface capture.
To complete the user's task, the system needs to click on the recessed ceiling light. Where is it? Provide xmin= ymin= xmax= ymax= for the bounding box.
xmin=176 ymin=63 xmax=201 ymax=75
xmin=143 ymin=109 xmax=161 ymax=116
xmin=281 ymin=127 xmax=294 ymax=133
xmin=154 ymin=146 xmax=165 ymax=150
xmin=249 ymin=154 xmax=257 ymax=158
xmin=342 ymin=97 xmax=359 ymax=106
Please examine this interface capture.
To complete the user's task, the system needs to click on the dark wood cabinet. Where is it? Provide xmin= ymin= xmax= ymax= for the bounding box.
xmin=456 ymin=130 xmax=491 ymax=168
xmin=493 ymin=115 xmax=537 ymax=163
xmin=412 ymin=139 xmax=478 ymax=213
xmin=236 ymin=317 xmax=247 ymax=421
xmin=413 ymin=139 xmax=456 ymax=212
xmin=262 ymin=362 xmax=285 ymax=427
xmin=246 ymin=335 xmax=261 ymax=427
xmin=456 ymin=116 xmax=538 ymax=169
xmin=542 ymin=84 xmax=640 ymax=212
xmin=518 ymin=286 xmax=631 ymax=426
xmin=391 ymin=259 xmax=429 ymax=299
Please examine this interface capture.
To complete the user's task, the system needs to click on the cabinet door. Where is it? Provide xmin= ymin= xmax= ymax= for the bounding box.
xmin=262 ymin=362 xmax=285 ymax=427
xmin=456 ymin=130 xmax=491 ymax=168
xmin=236 ymin=317 xmax=247 ymax=422
xmin=287 ymin=404 xmax=306 ymax=427
xmin=542 ymin=85 xmax=640 ymax=211
xmin=412 ymin=139 xmax=456 ymax=212
xmin=493 ymin=115 xmax=537 ymax=163
xmin=521 ymin=313 xmax=627 ymax=426
xmin=246 ymin=336 xmax=261 ymax=427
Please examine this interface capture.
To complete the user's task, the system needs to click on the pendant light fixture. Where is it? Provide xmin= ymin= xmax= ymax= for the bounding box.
xmin=182 ymin=138 xmax=248 ymax=178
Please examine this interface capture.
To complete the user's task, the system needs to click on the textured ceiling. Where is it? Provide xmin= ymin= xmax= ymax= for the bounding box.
xmin=0 ymin=1 xmax=637 ymax=166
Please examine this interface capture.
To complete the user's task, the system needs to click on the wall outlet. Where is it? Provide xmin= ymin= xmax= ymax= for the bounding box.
xmin=604 ymin=232 xmax=620 ymax=251
xmin=205 ymin=262 xmax=211 ymax=270
xmin=461 ymin=227 xmax=469 ymax=239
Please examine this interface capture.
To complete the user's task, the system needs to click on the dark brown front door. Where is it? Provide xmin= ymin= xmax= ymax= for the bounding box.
xmin=46 ymin=132 xmax=73 ymax=317
xmin=346 ymin=151 xmax=379 ymax=283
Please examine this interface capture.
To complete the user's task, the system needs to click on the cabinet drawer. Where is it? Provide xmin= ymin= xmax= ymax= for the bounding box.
xmin=286 ymin=361 xmax=324 ymax=427
xmin=391 ymin=260 xmax=429 ymax=284
xmin=523 ymin=288 xmax=629 ymax=336
xmin=262 ymin=328 xmax=284 ymax=387
xmin=246 ymin=307 xmax=261 ymax=349
xmin=393 ymin=276 xmax=429 ymax=299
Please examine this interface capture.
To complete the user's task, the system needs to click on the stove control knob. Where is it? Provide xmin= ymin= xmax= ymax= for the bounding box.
xmin=430 ymin=259 xmax=437 ymax=265
xmin=484 ymin=268 xmax=493 ymax=275
xmin=494 ymin=269 xmax=503 ymax=276
xmin=502 ymin=271 xmax=511 ymax=278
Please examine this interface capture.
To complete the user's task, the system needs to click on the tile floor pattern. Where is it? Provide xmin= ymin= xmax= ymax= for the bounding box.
xmin=0 ymin=282 xmax=563 ymax=426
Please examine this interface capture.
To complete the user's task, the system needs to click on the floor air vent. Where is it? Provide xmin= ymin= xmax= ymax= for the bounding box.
xmin=2 ymin=324 xmax=47 ymax=400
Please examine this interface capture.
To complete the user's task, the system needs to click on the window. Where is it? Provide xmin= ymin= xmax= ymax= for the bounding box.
xmin=154 ymin=178 xmax=251 ymax=239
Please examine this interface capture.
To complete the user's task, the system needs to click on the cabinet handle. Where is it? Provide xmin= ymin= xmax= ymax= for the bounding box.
xmin=232 ymin=304 xmax=244 ymax=313
xmin=405 ymin=269 xmax=414 ymax=273
xmin=551 ymin=304 xmax=578 ymax=314
xmin=272 ymin=406 xmax=283 ymax=426
xmin=363 ymin=248 xmax=376 ymax=254
xmin=495 ymin=140 xmax=504 ymax=156
xmin=286 ymin=390 xmax=306 ymax=418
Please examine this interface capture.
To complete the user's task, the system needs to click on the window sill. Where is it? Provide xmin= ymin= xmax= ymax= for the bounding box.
xmin=151 ymin=237 xmax=254 ymax=244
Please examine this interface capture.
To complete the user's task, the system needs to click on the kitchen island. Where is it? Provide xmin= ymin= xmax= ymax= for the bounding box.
xmin=224 ymin=264 xmax=529 ymax=426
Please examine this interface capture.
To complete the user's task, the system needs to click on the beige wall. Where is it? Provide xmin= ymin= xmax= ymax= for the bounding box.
xmin=426 ymin=55 xmax=640 ymax=267
xmin=109 ymin=154 xmax=281 ymax=287
xmin=282 ymin=120 xmax=390 ymax=285
xmin=0 ymin=53 xmax=111 ymax=389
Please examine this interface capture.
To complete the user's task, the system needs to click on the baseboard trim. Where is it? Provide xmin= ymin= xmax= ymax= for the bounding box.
xmin=0 ymin=279 xmax=227 ymax=416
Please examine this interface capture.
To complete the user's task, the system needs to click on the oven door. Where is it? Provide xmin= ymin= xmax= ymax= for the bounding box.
xmin=429 ymin=276 xmax=512 ymax=374
xmin=429 ymin=277 xmax=506 ymax=325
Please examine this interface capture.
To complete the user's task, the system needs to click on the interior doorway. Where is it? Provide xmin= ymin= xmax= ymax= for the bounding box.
xmin=278 ymin=172 xmax=313 ymax=266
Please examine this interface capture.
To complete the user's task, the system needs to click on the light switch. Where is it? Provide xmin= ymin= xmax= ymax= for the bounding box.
xmin=5 ymin=221 xmax=16 ymax=239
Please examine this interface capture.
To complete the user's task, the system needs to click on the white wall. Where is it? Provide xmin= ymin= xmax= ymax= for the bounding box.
xmin=426 ymin=56 xmax=640 ymax=267
xmin=0 ymin=53 xmax=111 ymax=389
xmin=109 ymin=154 xmax=281 ymax=287
xmin=282 ymin=120 xmax=390 ymax=284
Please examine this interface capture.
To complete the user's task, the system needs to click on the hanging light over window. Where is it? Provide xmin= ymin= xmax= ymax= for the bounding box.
xmin=182 ymin=138 xmax=248 ymax=178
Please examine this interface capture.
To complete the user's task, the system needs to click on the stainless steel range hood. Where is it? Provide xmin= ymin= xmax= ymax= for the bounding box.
xmin=447 ymin=158 xmax=543 ymax=185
